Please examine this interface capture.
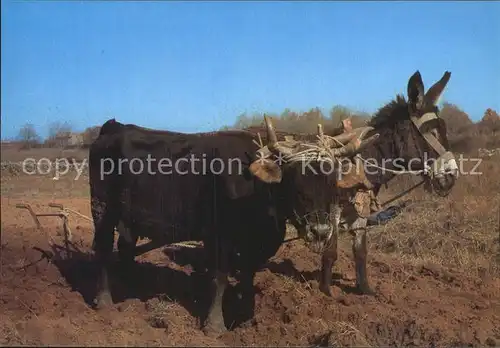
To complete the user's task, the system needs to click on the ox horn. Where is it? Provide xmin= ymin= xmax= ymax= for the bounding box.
xmin=264 ymin=115 xmax=296 ymax=157
xmin=331 ymin=127 xmax=380 ymax=157
xmin=316 ymin=122 xmax=358 ymax=146
xmin=328 ymin=126 xmax=374 ymax=146
xmin=329 ymin=131 xmax=357 ymax=146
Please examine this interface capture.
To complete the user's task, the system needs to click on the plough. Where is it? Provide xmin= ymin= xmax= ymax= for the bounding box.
xmin=16 ymin=203 xmax=77 ymax=258
xmin=15 ymin=202 xmax=203 ymax=259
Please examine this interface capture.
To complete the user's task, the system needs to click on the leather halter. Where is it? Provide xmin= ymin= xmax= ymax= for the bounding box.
xmin=409 ymin=111 xmax=457 ymax=178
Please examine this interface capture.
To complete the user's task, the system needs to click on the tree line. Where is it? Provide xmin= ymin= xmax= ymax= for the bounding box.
xmin=12 ymin=103 xmax=499 ymax=152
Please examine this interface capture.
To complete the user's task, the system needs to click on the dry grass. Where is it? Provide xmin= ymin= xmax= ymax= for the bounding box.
xmin=369 ymin=156 xmax=500 ymax=277
xmin=145 ymin=296 xmax=176 ymax=329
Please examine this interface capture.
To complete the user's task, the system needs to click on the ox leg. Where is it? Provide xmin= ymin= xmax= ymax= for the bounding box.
xmin=237 ymin=270 xmax=256 ymax=324
xmin=203 ymin=239 xmax=230 ymax=336
xmin=351 ymin=217 xmax=375 ymax=295
xmin=117 ymin=221 xmax=138 ymax=267
xmin=117 ymin=231 xmax=138 ymax=283
xmin=92 ymin=217 xmax=116 ymax=309
xmin=204 ymin=270 xmax=228 ymax=335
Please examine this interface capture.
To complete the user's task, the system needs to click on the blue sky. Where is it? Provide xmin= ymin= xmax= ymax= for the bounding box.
xmin=1 ymin=1 xmax=499 ymax=140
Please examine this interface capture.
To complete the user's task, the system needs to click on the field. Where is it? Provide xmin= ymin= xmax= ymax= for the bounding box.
xmin=1 ymin=146 xmax=500 ymax=346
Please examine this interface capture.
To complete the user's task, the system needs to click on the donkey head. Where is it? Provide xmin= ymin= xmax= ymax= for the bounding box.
xmin=405 ymin=70 xmax=458 ymax=195
xmin=367 ymin=71 xmax=458 ymax=197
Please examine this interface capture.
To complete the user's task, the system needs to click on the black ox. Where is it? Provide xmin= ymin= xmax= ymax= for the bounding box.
xmin=88 ymin=115 xmax=377 ymax=335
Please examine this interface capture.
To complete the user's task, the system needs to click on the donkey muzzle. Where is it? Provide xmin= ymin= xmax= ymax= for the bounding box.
xmin=430 ymin=151 xmax=459 ymax=178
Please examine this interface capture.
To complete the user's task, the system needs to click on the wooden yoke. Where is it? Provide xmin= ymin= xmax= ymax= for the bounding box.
xmin=334 ymin=118 xmax=372 ymax=190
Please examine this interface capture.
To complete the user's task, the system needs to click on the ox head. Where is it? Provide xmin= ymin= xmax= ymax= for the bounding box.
xmin=405 ymin=70 xmax=458 ymax=196
xmin=249 ymin=116 xmax=379 ymax=253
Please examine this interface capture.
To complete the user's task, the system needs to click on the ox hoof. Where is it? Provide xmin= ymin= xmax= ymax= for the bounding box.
xmin=93 ymin=290 xmax=113 ymax=309
xmin=202 ymin=318 xmax=227 ymax=338
xmin=355 ymin=284 xmax=376 ymax=296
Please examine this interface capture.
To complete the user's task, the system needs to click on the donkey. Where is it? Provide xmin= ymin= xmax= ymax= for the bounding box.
xmin=302 ymin=70 xmax=458 ymax=297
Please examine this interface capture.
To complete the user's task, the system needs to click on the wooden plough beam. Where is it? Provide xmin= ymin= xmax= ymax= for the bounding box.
xmin=16 ymin=202 xmax=73 ymax=257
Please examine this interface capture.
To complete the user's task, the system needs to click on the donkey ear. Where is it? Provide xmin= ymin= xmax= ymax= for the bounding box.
xmin=424 ymin=71 xmax=451 ymax=106
xmin=407 ymin=70 xmax=425 ymax=112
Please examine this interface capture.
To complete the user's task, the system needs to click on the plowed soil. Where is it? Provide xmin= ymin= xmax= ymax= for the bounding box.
xmin=1 ymin=171 xmax=500 ymax=346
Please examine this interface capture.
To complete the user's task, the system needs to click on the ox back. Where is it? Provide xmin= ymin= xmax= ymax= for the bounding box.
xmin=89 ymin=118 xmax=286 ymax=274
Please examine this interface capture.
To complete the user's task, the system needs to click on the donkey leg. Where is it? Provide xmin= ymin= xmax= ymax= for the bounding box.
xmin=319 ymin=202 xmax=341 ymax=297
xmin=319 ymin=229 xmax=338 ymax=297
xmin=351 ymin=217 xmax=375 ymax=295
